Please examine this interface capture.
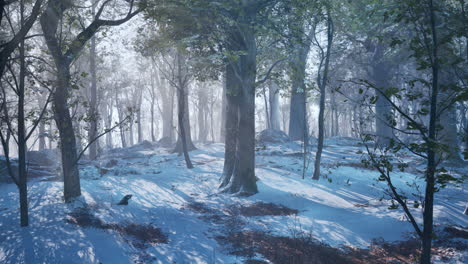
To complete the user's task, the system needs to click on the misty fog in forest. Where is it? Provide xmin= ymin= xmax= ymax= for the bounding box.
xmin=0 ymin=0 xmax=466 ymax=263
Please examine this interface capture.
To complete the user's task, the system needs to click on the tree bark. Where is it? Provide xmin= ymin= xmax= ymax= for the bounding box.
xmin=269 ymin=81 xmax=281 ymax=131
xmin=174 ymin=51 xmax=193 ymax=168
xmin=288 ymin=46 xmax=309 ymax=141
xmin=41 ymin=0 xmax=139 ymax=201
xmin=220 ymin=72 xmax=227 ymax=142
xmin=313 ymin=12 xmax=333 ymax=180
xmin=87 ymin=1 xmax=98 ymax=160
xmin=160 ymin=77 xmax=175 ymax=142
xmin=421 ymin=1 xmax=438 ymax=262
xmin=198 ymin=85 xmax=208 ymax=142
xmin=55 ymin=65 xmax=81 ymax=201
xmin=219 ymin=63 xmax=239 ymax=188
xmin=174 ymin=81 xmax=196 ymax=153
xmin=38 ymin=92 xmax=48 ymax=150
xmin=219 ymin=8 xmax=258 ymax=195
xmin=18 ymin=1 xmax=28 ymax=226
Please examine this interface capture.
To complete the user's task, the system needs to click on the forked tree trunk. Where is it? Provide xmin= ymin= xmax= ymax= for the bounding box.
xmin=41 ymin=0 xmax=138 ymax=201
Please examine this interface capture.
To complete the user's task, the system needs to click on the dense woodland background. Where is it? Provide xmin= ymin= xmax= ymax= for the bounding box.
xmin=0 ymin=0 xmax=466 ymax=263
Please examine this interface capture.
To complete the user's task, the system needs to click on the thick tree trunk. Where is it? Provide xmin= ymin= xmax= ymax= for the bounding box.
xmin=289 ymin=46 xmax=309 ymax=141
xmin=219 ymin=12 xmax=258 ymax=195
xmin=55 ymin=66 xmax=81 ymax=202
xmin=220 ymin=63 xmax=239 ymax=188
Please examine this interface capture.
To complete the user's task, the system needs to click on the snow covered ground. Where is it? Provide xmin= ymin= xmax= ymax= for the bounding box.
xmin=0 ymin=138 xmax=466 ymax=263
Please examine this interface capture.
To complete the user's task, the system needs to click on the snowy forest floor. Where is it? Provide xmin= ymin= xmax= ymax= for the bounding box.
xmin=0 ymin=137 xmax=467 ymax=264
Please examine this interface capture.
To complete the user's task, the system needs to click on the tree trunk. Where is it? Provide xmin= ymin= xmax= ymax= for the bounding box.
xmin=38 ymin=121 xmax=46 ymax=151
xmin=219 ymin=11 xmax=258 ymax=195
xmin=177 ymin=85 xmax=194 ymax=169
xmin=87 ymin=1 xmax=98 ymax=160
xmin=198 ymin=86 xmax=208 ymax=142
xmin=288 ymin=46 xmax=309 ymax=141
xmin=48 ymin=123 xmax=53 ymax=149
xmin=55 ymin=65 xmax=81 ymax=201
xmin=313 ymin=13 xmax=333 ymax=180
xmin=220 ymin=72 xmax=227 ymax=142
xmin=262 ymin=84 xmax=270 ymax=129
xmin=18 ymin=5 xmax=28 ymax=225
xmin=174 ymin=51 xmax=193 ymax=168
xmin=116 ymin=95 xmax=127 ymax=148
xmin=102 ymin=98 xmax=113 ymax=148
xmin=151 ymin=100 xmax=155 ymax=141
xmin=136 ymin=88 xmax=143 ymax=143
xmin=219 ymin=63 xmax=239 ymax=188
xmin=269 ymin=81 xmax=281 ymax=131
xmin=174 ymin=87 xmax=196 ymax=152
xmin=149 ymin=70 xmax=156 ymax=142
xmin=421 ymin=2 xmax=438 ymax=262
xmin=161 ymin=78 xmax=174 ymax=142
xmin=137 ymin=109 xmax=143 ymax=143
xmin=371 ymin=45 xmax=394 ymax=147
xmin=129 ymin=118 xmax=134 ymax=146
xmin=438 ymin=69 xmax=462 ymax=162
